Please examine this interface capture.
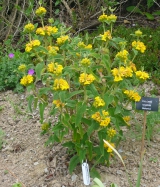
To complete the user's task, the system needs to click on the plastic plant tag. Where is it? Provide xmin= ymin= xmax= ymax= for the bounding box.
xmin=82 ymin=161 xmax=90 ymax=185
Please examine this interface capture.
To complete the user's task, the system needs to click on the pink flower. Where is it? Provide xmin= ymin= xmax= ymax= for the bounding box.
xmin=28 ymin=69 xmax=35 ymax=75
xmin=8 ymin=53 xmax=14 ymax=58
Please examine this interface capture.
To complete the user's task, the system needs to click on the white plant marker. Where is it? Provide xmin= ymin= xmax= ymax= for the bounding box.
xmin=82 ymin=161 xmax=90 ymax=185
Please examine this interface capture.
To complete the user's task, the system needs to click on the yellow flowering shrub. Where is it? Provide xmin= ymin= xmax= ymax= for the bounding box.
xmin=20 ymin=6 xmax=150 ymax=175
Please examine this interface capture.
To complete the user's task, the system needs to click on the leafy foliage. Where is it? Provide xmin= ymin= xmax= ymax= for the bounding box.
xmin=19 ymin=6 xmax=150 ymax=176
xmin=0 ymin=48 xmax=31 ymax=92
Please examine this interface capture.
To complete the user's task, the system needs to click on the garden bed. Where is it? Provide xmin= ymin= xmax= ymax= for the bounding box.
xmin=0 ymin=81 xmax=160 ymax=187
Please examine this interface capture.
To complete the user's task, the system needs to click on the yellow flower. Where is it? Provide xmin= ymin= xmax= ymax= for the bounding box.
xmin=25 ymin=43 xmax=32 ymax=52
xmin=80 ymin=58 xmax=91 ymax=66
xmin=20 ymin=76 xmax=28 ymax=86
xmin=18 ymin=64 xmax=26 ymax=72
xmin=20 ymin=75 xmax=34 ymax=86
xmin=79 ymin=73 xmax=95 ymax=85
xmin=100 ymin=117 xmax=111 ymax=127
xmin=53 ymin=100 xmax=65 ymax=108
xmin=91 ymin=112 xmax=101 ymax=122
xmin=44 ymin=26 xmax=58 ymax=36
xmin=135 ymin=71 xmax=149 ymax=80
xmin=107 ymin=14 xmax=117 ymax=23
xmin=123 ymin=116 xmax=131 ymax=126
xmin=53 ymin=79 xmax=69 ymax=91
xmin=27 ymin=75 xmax=34 ymax=84
xmin=98 ymin=14 xmax=108 ymax=22
xmin=135 ymin=29 xmax=142 ymax=37
xmin=24 ymin=23 xmax=35 ymax=32
xmin=119 ymin=66 xmax=133 ymax=78
xmin=31 ymin=40 xmax=41 ymax=47
xmin=41 ymin=123 xmax=49 ymax=131
xmin=56 ymin=35 xmax=69 ymax=45
xmin=111 ymin=68 xmax=123 ymax=82
xmin=132 ymin=41 xmax=146 ymax=53
xmin=93 ymin=96 xmax=105 ymax=108
xmin=36 ymin=27 xmax=45 ymax=35
xmin=92 ymin=110 xmax=110 ymax=127
xmin=47 ymin=62 xmax=63 ymax=75
xmin=116 ymin=49 xmax=129 ymax=62
xmin=124 ymin=90 xmax=141 ymax=102
xmin=107 ymin=128 xmax=116 ymax=138
xmin=104 ymin=142 xmax=115 ymax=153
xmin=36 ymin=7 xmax=47 ymax=16
xmin=129 ymin=62 xmax=137 ymax=72
xmin=100 ymin=30 xmax=112 ymax=41
xmin=77 ymin=41 xmax=86 ymax=48
xmin=85 ymin=44 xmax=92 ymax=49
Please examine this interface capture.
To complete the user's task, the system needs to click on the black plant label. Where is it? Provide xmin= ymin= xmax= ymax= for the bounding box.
xmin=136 ymin=97 xmax=159 ymax=111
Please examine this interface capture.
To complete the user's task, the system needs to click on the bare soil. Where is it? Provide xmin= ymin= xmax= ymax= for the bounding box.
xmin=0 ymin=82 xmax=160 ymax=187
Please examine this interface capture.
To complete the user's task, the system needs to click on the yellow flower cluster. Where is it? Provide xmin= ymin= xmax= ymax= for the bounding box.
xmin=111 ymin=66 xmax=133 ymax=82
xmin=18 ymin=64 xmax=26 ymax=72
xmin=20 ymin=75 xmax=34 ymax=86
xmin=36 ymin=26 xmax=58 ymax=36
xmin=123 ymin=116 xmax=131 ymax=126
xmin=77 ymin=42 xmax=92 ymax=49
xmin=24 ymin=23 xmax=35 ymax=32
xmin=47 ymin=46 xmax=59 ymax=56
xmin=25 ymin=40 xmax=41 ymax=52
xmin=132 ymin=41 xmax=146 ymax=53
xmin=135 ymin=71 xmax=149 ymax=80
xmin=53 ymin=78 xmax=69 ymax=91
xmin=53 ymin=100 xmax=65 ymax=108
xmin=47 ymin=62 xmax=63 ymax=75
xmin=116 ymin=49 xmax=129 ymax=62
xmin=80 ymin=58 xmax=91 ymax=66
xmin=36 ymin=7 xmax=47 ymax=16
xmin=124 ymin=90 xmax=141 ymax=102
xmin=98 ymin=14 xmax=117 ymax=23
xmin=100 ymin=30 xmax=112 ymax=41
xmin=104 ymin=142 xmax=115 ymax=153
xmin=41 ymin=123 xmax=49 ymax=131
xmin=79 ymin=73 xmax=95 ymax=85
xmin=56 ymin=35 xmax=69 ymax=45
xmin=92 ymin=110 xmax=110 ymax=127
xmin=93 ymin=96 xmax=105 ymax=108
xmin=107 ymin=128 xmax=116 ymax=138
xmin=135 ymin=29 xmax=142 ymax=37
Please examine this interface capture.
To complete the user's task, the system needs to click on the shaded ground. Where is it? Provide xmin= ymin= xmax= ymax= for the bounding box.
xmin=0 ymin=82 xmax=160 ymax=187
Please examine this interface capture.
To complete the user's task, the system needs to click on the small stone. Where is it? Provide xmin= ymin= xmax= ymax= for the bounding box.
xmin=44 ymin=168 xmax=48 ymax=173
xmin=34 ymin=162 xmax=39 ymax=166
xmin=71 ymin=174 xmax=78 ymax=182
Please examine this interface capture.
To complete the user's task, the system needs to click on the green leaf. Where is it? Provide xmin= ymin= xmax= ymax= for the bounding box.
xmin=152 ymin=10 xmax=160 ymax=16
xmin=147 ymin=0 xmax=154 ymax=9
xmin=63 ymin=141 xmax=75 ymax=149
xmin=92 ymin=177 xmax=105 ymax=187
xmin=90 ymin=169 xmax=101 ymax=179
xmin=79 ymin=148 xmax=86 ymax=162
xmin=39 ymin=102 xmax=47 ymax=123
xmin=75 ymin=102 xmax=87 ymax=127
xmin=88 ymin=84 xmax=99 ymax=96
xmin=39 ymin=87 xmax=51 ymax=96
xmin=35 ymin=62 xmax=45 ymax=80
xmin=52 ymin=123 xmax=64 ymax=131
xmin=144 ymin=12 xmax=154 ymax=20
xmin=126 ymin=6 xmax=142 ymax=14
xmin=114 ymin=106 xmax=121 ymax=114
xmin=69 ymin=155 xmax=80 ymax=174
xmin=87 ymin=121 xmax=99 ymax=137
xmin=27 ymin=95 xmax=34 ymax=112
xmin=110 ymin=184 xmax=118 ymax=187
xmin=86 ymin=140 xmax=93 ymax=160
xmin=66 ymin=90 xmax=84 ymax=100
xmin=102 ymin=54 xmax=111 ymax=73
